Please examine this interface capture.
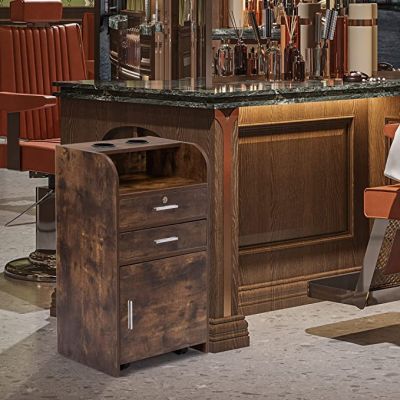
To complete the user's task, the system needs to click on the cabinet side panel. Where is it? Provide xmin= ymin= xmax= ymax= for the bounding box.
xmin=56 ymin=147 xmax=120 ymax=376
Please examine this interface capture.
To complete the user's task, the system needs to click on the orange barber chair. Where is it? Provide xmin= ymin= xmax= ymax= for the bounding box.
xmin=0 ymin=0 xmax=88 ymax=282
xmin=308 ymin=124 xmax=400 ymax=309
xmin=82 ymin=12 xmax=95 ymax=79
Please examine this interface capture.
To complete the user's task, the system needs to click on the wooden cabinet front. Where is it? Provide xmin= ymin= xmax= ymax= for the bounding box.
xmin=119 ymin=220 xmax=207 ymax=265
xmin=119 ymin=184 xmax=208 ymax=231
xmin=119 ymin=252 xmax=208 ymax=364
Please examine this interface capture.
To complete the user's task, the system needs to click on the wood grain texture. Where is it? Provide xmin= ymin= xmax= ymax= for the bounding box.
xmin=239 ymin=118 xmax=353 ymax=248
xmin=60 ymin=99 xmax=249 ymax=352
xmin=60 ymin=95 xmax=399 ymax=338
xmin=56 ymin=146 xmax=120 ymax=376
xmin=119 ymin=252 xmax=208 ymax=364
xmin=119 ymin=184 xmax=208 ymax=231
xmin=119 ymin=220 xmax=207 ymax=265
xmin=57 ymin=138 xmax=210 ymax=374
xmin=237 ymin=98 xmax=389 ymax=314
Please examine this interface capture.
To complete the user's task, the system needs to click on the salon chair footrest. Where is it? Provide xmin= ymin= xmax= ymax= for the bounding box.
xmin=308 ymin=272 xmax=367 ymax=309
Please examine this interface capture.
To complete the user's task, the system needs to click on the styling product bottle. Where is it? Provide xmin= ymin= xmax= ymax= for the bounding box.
xmin=282 ymin=11 xmax=298 ymax=81
xmin=284 ymin=41 xmax=296 ymax=80
xmin=216 ymin=40 xmax=234 ymax=77
xmin=267 ymin=24 xmax=281 ymax=82
xmin=248 ymin=10 xmax=267 ymax=77
xmin=329 ymin=0 xmax=348 ymax=79
xmin=311 ymin=12 xmax=324 ymax=80
xmin=229 ymin=9 xmax=247 ymax=75
xmin=293 ymin=52 xmax=306 ymax=81
xmin=234 ymin=39 xmax=248 ymax=75
xmin=297 ymin=2 xmax=321 ymax=78
xmin=247 ymin=47 xmax=258 ymax=75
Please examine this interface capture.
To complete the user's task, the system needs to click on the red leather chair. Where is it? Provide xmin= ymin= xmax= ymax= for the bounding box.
xmin=308 ymin=124 xmax=400 ymax=308
xmin=0 ymin=0 xmax=88 ymax=283
xmin=82 ymin=12 xmax=95 ymax=79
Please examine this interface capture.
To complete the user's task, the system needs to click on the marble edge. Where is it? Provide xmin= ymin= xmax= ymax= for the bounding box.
xmin=55 ymin=85 xmax=400 ymax=109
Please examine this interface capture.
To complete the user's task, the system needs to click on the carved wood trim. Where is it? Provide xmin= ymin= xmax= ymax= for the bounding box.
xmin=238 ymin=116 xmax=355 ymax=255
xmin=208 ymin=315 xmax=250 ymax=352
xmin=215 ymin=108 xmax=239 ymax=318
xmin=239 ymin=266 xmax=361 ymax=315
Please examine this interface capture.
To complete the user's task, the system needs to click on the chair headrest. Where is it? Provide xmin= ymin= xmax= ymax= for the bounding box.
xmin=10 ymin=0 xmax=63 ymax=23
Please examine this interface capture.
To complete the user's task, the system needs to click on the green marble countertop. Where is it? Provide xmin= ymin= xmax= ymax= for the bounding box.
xmin=55 ymin=78 xmax=400 ymax=109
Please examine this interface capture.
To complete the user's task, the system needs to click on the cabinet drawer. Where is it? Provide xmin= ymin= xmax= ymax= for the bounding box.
xmin=119 ymin=252 xmax=208 ymax=364
xmin=119 ymin=184 xmax=207 ymax=231
xmin=119 ymin=220 xmax=207 ymax=265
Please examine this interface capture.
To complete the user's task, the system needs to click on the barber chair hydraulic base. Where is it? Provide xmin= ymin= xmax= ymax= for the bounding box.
xmin=4 ymin=186 xmax=56 ymax=283
xmin=309 ymin=219 xmax=400 ymax=308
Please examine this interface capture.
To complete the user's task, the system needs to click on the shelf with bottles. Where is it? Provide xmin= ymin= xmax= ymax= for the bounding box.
xmin=213 ymin=0 xmax=378 ymax=85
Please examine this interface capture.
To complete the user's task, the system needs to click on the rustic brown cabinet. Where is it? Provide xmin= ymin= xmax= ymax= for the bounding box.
xmin=56 ymin=137 xmax=209 ymax=376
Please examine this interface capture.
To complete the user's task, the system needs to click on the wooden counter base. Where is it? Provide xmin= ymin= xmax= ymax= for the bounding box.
xmin=60 ymin=95 xmax=399 ymax=350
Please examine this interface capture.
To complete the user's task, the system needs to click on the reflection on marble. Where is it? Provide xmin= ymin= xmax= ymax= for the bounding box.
xmin=55 ymin=77 xmax=400 ymax=109
xmin=2 ymin=170 xmax=400 ymax=399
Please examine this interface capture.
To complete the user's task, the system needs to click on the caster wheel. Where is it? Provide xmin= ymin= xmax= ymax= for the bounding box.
xmin=120 ymin=363 xmax=131 ymax=371
xmin=174 ymin=348 xmax=188 ymax=355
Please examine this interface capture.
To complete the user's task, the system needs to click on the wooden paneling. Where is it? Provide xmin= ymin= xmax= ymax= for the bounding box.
xmin=237 ymin=98 xmax=400 ymax=314
xmin=239 ymin=118 xmax=354 ymax=249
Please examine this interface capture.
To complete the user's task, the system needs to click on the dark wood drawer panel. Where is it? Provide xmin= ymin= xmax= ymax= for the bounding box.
xmin=119 ymin=220 xmax=207 ymax=265
xmin=119 ymin=184 xmax=207 ymax=231
xmin=119 ymin=252 xmax=208 ymax=364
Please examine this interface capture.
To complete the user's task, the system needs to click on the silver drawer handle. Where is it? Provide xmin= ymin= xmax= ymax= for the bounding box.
xmin=128 ymin=300 xmax=134 ymax=330
xmin=154 ymin=236 xmax=179 ymax=245
xmin=153 ymin=205 xmax=179 ymax=212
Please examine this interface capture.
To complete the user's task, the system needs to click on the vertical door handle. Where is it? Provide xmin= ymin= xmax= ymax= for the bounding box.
xmin=128 ymin=300 xmax=134 ymax=330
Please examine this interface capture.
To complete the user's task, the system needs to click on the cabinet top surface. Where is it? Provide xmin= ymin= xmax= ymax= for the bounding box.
xmin=60 ymin=136 xmax=182 ymax=155
xmin=55 ymin=78 xmax=400 ymax=110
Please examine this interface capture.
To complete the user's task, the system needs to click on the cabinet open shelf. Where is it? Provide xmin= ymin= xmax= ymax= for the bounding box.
xmin=119 ymin=173 xmax=203 ymax=195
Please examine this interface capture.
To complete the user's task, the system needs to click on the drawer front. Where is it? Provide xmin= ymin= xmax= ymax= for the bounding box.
xmin=119 ymin=220 xmax=207 ymax=265
xmin=119 ymin=252 xmax=208 ymax=364
xmin=119 ymin=184 xmax=207 ymax=231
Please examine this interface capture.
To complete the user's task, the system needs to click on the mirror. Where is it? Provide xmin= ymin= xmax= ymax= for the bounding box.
xmin=97 ymin=0 xmax=208 ymax=81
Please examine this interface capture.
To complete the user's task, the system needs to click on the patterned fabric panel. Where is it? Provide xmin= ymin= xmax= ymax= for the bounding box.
xmin=0 ymin=24 xmax=86 ymax=140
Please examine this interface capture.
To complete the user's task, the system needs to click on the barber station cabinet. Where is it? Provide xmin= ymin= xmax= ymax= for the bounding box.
xmin=56 ymin=137 xmax=209 ymax=376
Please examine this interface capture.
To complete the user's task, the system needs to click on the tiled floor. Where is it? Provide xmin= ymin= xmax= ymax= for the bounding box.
xmin=1 ymin=169 xmax=400 ymax=400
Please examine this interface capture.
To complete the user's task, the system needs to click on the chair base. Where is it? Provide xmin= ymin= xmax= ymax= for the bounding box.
xmin=308 ymin=271 xmax=400 ymax=309
xmin=4 ymin=250 xmax=56 ymax=283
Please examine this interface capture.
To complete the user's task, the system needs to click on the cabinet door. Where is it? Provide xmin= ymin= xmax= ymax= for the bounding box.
xmin=119 ymin=252 xmax=208 ymax=364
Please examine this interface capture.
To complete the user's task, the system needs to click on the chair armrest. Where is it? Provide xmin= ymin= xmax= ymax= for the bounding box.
xmin=384 ymin=123 xmax=399 ymax=140
xmin=0 ymin=92 xmax=56 ymax=113
xmin=85 ymin=60 xmax=95 ymax=79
